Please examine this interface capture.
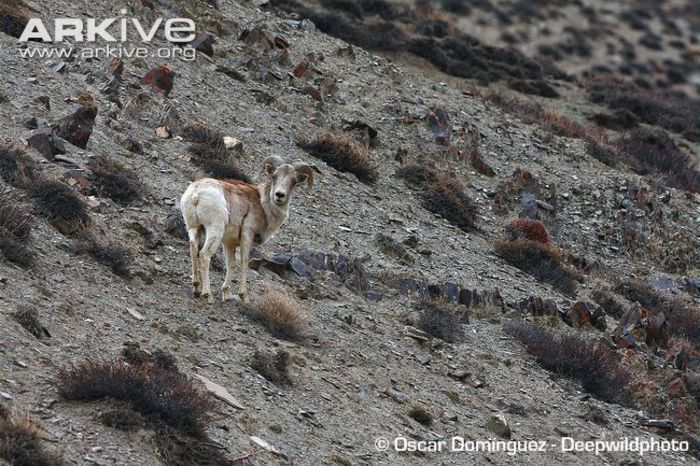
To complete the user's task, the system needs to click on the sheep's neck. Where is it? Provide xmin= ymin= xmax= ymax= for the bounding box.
xmin=256 ymin=180 xmax=289 ymax=243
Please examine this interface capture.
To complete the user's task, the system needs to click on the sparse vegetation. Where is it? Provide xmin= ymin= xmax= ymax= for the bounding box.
xmin=0 ymin=144 xmax=38 ymax=188
xmin=617 ymin=128 xmax=699 ymax=193
xmin=245 ymin=290 xmax=309 ymax=340
xmin=182 ymin=124 xmax=250 ymax=182
xmin=298 ymin=131 xmax=378 ymax=184
xmin=495 ymin=238 xmax=580 ymax=296
xmin=0 ymin=408 xmax=65 ymax=466
xmin=88 ymin=157 xmax=144 ymax=205
xmin=505 ymin=218 xmax=549 ymax=244
xmin=99 ymin=408 xmax=145 ymax=432
xmin=73 ymin=233 xmax=132 ymax=277
xmin=408 ymin=405 xmax=433 ymax=427
xmin=590 ymin=289 xmax=628 ymax=319
xmin=505 ymin=321 xmax=633 ymax=405
xmin=29 ymin=179 xmax=90 ymax=234
xmin=397 ymin=163 xmax=478 ymax=231
xmin=417 ymin=301 xmax=467 ymax=343
xmin=250 ymin=349 xmax=293 ymax=386
xmin=56 ymin=359 xmax=214 ymax=431
xmin=12 ymin=305 xmax=50 ymax=339
xmin=0 ymin=198 xmax=34 ymax=267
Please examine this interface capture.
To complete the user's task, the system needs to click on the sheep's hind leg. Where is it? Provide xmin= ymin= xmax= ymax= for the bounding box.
xmin=221 ymin=241 xmax=237 ymax=302
xmin=199 ymin=225 xmax=224 ymax=304
xmin=187 ymin=227 xmax=203 ymax=297
xmin=237 ymin=236 xmax=252 ymax=303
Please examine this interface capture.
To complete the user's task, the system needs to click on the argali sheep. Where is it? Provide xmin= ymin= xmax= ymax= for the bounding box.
xmin=181 ymin=156 xmax=319 ymax=303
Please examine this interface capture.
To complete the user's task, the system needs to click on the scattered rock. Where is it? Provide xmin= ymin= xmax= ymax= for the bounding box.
xmin=27 ymin=128 xmax=67 ymax=161
xmin=190 ymin=32 xmax=215 ymax=57
xmin=143 ymin=65 xmax=176 ymax=97
xmin=486 ymin=414 xmax=511 ymax=438
xmin=612 ymin=303 xmax=669 ymax=349
xmin=156 ymin=126 xmax=172 ymax=139
xmin=194 ymin=374 xmax=245 ymax=410
xmin=54 ymin=105 xmax=97 ymax=149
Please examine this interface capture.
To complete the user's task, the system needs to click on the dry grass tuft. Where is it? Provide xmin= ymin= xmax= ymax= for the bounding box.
xmin=590 ymin=289 xmax=628 ymax=319
xmin=397 ymin=163 xmax=478 ymax=231
xmin=88 ymin=157 xmax=144 ymax=205
xmin=182 ymin=124 xmax=250 ymax=182
xmin=99 ymin=408 xmax=145 ymax=432
xmin=246 ymin=290 xmax=309 ymax=340
xmin=505 ymin=321 xmax=633 ymax=405
xmin=617 ymin=128 xmax=699 ymax=193
xmin=417 ymin=301 xmax=468 ymax=343
xmin=29 ymin=179 xmax=90 ymax=234
xmin=250 ymin=349 xmax=293 ymax=386
xmin=0 ymin=409 xmax=65 ymax=466
xmin=56 ymin=359 xmax=214 ymax=432
xmin=505 ymin=218 xmax=549 ymax=244
xmin=0 ymin=198 xmax=34 ymax=267
xmin=73 ymin=233 xmax=132 ymax=277
xmin=298 ymin=131 xmax=378 ymax=184
xmin=408 ymin=405 xmax=433 ymax=426
xmin=12 ymin=305 xmax=50 ymax=339
xmin=0 ymin=144 xmax=38 ymax=188
xmin=154 ymin=425 xmax=232 ymax=466
xmin=495 ymin=238 xmax=580 ymax=297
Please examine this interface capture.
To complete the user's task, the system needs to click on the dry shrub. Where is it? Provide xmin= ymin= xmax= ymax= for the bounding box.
xmin=505 ymin=218 xmax=549 ymax=244
xmin=121 ymin=344 xmax=179 ymax=372
xmin=56 ymin=359 xmax=214 ymax=432
xmin=488 ymin=92 xmax=615 ymax=165
xmin=182 ymin=124 xmax=250 ymax=182
xmin=89 ymin=157 xmax=144 ymax=205
xmin=298 ymin=131 xmax=378 ymax=184
xmin=590 ymin=289 xmax=628 ymax=319
xmin=99 ymin=408 xmax=145 ymax=432
xmin=154 ymin=425 xmax=231 ymax=466
xmin=73 ymin=233 xmax=132 ymax=277
xmin=29 ymin=179 xmax=90 ymax=233
xmin=615 ymin=281 xmax=700 ymax=341
xmin=495 ymin=238 xmax=580 ymax=296
xmin=0 ymin=410 xmax=65 ymax=466
xmin=0 ymin=198 xmax=34 ymax=267
xmin=246 ymin=290 xmax=308 ymax=340
xmin=408 ymin=405 xmax=433 ymax=426
xmin=617 ymin=128 xmax=699 ymax=193
xmin=250 ymin=349 xmax=293 ymax=386
xmin=505 ymin=321 xmax=633 ymax=405
xmin=0 ymin=144 xmax=38 ymax=188
xmin=417 ymin=301 xmax=467 ymax=343
xmin=588 ymin=78 xmax=700 ymax=142
xmin=0 ymin=0 xmax=33 ymax=39
xmin=12 ymin=305 xmax=49 ymax=339
xmin=397 ymin=163 xmax=478 ymax=231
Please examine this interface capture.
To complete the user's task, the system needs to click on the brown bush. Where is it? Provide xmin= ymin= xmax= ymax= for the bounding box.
xmin=495 ymin=238 xmax=580 ymax=296
xmin=99 ymin=408 xmax=145 ymax=432
xmin=0 ymin=144 xmax=38 ymax=188
xmin=245 ymin=290 xmax=309 ymax=340
xmin=617 ymin=128 xmax=699 ymax=193
xmin=408 ymin=405 xmax=433 ymax=426
xmin=154 ymin=425 xmax=232 ymax=466
xmin=182 ymin=124 xmax=250 ymax=182
xmin=298 ymin=131 xmax=378 ymax=184
xmin=73 ymin=233 xmax=132 ymax=277
xmin=0 ymin=410 xmax=65 ymax=466
xmin=89 ymin=157 xmax=144 ymax=205
xmin=56 ymin=359 xmax=215 ymax=432
xmin=250 ymin=349 xmax=293 ymax=386
xmin=29 ymin=179 xmax=90 ymax=234
xmin=505 ymin=321 xmax=633 ymax=405
xmin=12 ymin=305 xmax=50 ymax=339
xmin=0 ymin=0 xmax=33 ymax=39
xmin=0 ymin=198 xmax=34 ymax=267
xmin=397 ymin=163 xmax=478 ymax=231
xmin=505 ymin=218 xmax=549 ymax=244
xmin=417 ymin=301 xmax=468 ymax=343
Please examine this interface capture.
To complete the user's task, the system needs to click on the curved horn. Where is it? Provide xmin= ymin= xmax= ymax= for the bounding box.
xmin=293 ymin=162 xmax=321 ymax=189
xmin=261 ymin=155 xmax=285 ymax=175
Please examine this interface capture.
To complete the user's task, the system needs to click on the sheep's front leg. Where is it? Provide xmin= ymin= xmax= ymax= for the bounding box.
xmin=238 ymin=235 xmax=252 ymax=303
xmin=187 ymin=227 xmax=202 ymax=297
xmin=221 ymin=241 xmax=237 ymax=302
xmin=199 ymin=225 xmax=224 ymax=304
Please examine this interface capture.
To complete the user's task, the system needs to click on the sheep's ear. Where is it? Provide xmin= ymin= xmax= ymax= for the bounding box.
xmin=261 ymin=155 xmax=284 ymax=176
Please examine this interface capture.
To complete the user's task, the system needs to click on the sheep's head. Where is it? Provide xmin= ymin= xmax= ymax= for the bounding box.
xmin=261 ymin=156 xmax=320 ymax=206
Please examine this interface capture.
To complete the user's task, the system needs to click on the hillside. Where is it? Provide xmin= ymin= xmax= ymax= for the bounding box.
xmin=0 ymin=0 xmax=699 ymax=465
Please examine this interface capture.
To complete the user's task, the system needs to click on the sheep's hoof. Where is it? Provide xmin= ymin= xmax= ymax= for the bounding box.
xmin=238 ymin=292 xmax=249 ymax=303
xmin=202 ymin=292 xmax=213 ymax=304
xmin=192 ymin=282 xmax=201 ymax=297
xmin=222 ymin=289 xmax=233 ymax=302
